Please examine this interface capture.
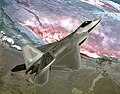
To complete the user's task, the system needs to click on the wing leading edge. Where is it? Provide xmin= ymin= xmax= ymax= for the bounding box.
xmin=37 ymin=41 xmax=81 ymax=71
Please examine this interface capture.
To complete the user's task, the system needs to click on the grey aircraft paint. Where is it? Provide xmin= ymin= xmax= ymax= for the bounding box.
xmin=11 ymin=19 xmax=101 ymax=86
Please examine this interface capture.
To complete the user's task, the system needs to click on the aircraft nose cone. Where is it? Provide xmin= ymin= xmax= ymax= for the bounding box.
xmin=88 ymin=18 xmax=101 ymax=33
xmin=93 ymin=19 xmax=101 ymax=24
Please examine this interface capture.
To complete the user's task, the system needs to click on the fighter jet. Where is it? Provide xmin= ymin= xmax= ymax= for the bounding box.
xmin=11 ymin=19 xmax=101 ymax=86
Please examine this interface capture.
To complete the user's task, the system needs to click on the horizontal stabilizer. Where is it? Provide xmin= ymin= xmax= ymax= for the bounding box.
xmin=34 ymin=69 xmax=49 ymax=86
xmin=11 ymin=64 xmax=26 ymax=72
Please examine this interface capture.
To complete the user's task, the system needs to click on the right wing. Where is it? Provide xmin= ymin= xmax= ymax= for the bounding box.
xmin=51 ymin=45 xmax=81 ymax=71
xmin=37 ymin=42 xmax=81 ymax=71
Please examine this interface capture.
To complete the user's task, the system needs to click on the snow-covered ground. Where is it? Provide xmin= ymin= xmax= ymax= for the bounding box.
xmin=1 ymin=0 xmax=120 ymax=58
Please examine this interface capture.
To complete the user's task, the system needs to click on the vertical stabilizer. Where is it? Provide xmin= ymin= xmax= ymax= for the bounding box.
xmin=22 ymin=44 xmax=44 ymax=69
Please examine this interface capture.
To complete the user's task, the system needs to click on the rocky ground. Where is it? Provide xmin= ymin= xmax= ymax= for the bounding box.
xmin=0 ymin=38 xmax=120 ymax=94
xmin=0 ymin=2 xmax=120 ymax=93
xmin=36 ymin=57 xmax=120 ymax=94
xmin=0 ymin=40 xmax=35 ymax=94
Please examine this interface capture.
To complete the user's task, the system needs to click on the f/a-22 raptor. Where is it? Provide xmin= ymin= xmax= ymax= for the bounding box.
xmin=11 ymin=19 xmax=101 ymax=86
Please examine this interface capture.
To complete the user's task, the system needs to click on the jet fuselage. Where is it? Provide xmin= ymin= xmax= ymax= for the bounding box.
xmin=49 ymin=19 xmax=101 ymax=58
xmin=11 ymin=19 xmax=101 ymax=86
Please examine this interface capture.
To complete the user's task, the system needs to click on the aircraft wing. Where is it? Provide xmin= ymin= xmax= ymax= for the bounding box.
xmin=37 ymin=42 xmax=81 ymax=71
xmin=51 ymin=45 xmax=81 ymax=71
xmin=37 ymin=42 xmax=58 ymax=53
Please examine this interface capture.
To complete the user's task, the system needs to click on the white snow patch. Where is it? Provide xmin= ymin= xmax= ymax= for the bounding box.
xmin=11 ymin=45 xmax=22 ymax=51
xmin=81 ymin=50 xmax=100 ymax=58
xmin=2 ymin=36 xmax=14 ymax=44
xmin=80 ymin=0 xmax=104 ymax=6
xmin=105 ymin=0 xmax=120 ymax=11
